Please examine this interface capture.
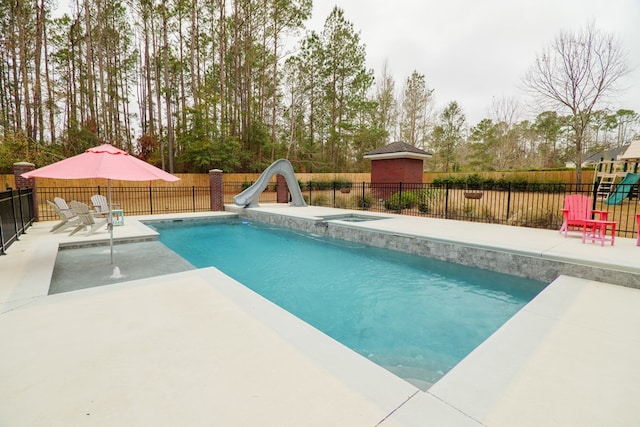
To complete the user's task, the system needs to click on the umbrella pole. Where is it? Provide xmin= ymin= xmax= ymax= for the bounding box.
xmin=108 ymin=180 xmax=114 ymax=264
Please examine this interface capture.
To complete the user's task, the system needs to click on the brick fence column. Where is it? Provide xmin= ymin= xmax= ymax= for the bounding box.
xmin=13 ymin=162 xmax=38 ymax=220
xmin=276 ymin=174 xmax=289 ymax=203
xmin=209 ymin=169 xmax=224 ymax=211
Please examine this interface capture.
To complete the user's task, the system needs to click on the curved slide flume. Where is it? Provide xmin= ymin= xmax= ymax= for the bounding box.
xmin=604 ymin=173 xmax=640 ymax=206
xmin=233 ymin=159 xmax=307 ymax=208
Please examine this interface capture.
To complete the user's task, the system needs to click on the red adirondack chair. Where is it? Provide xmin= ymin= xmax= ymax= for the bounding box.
xmin=559 ymin=194 xmax=609 ymax=237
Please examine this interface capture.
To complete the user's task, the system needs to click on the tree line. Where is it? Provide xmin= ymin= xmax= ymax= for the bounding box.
xmin=0 ymin=1 xmax=638 ymax=175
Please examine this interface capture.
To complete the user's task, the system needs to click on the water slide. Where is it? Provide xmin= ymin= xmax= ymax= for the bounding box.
xmin=234 ymin=159 xmax=307 ymax=208
xmin=604 ymin=173 xmax=640 ymax=205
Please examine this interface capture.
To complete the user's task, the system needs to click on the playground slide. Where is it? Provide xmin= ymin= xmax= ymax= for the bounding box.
xmin=604 ymin=173 xmax=640 ymax=205
xmin=233 ymin=159 xmax=306 ymax=208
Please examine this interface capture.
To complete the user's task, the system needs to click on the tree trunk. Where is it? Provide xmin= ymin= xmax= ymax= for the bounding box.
xmin=218 ymin=0 xmax=226 ymax=136
xmin=16 ymin=1 xmax=32 ymax=139
xmin=178 ymin=7 xmax=187 ymax=131
xmin=152 ymin=17 xmax=165 ymax=169
xmin=162 ymin=0 xmax=175 ymax=172
xmin=143 ymin=6 xmax=155 ymax=136
xmin=43 ymin=5 xmax=56 ymax=143
xmin=34 ymin=0 xmax=45 ymax=143
xmin=190 ymin=0 xmax=199 ymax=110
xmin=270 ymin=0 xmax=278 ymax=161
xmin=84 ymin=0 xmax=97 ymax=129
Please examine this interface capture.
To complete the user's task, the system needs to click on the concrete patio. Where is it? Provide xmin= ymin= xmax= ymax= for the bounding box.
xmin=1 ymin=207 xmax=639 ymax=426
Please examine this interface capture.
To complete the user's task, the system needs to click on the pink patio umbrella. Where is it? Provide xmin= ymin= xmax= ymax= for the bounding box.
xmin=22 ymin=143 xmax=180 ymax=262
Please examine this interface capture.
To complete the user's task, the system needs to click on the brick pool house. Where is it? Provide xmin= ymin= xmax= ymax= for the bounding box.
xmin=364 ymin=141 xmax=432 ymax=199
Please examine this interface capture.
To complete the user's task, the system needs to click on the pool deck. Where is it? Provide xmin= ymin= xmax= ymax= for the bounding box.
xmin=1 ymin=206 xmax=640 ymax=426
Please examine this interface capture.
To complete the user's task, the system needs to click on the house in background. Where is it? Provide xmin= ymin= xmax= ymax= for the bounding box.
xmin=565 ymin=144 xmax=630 ymax=169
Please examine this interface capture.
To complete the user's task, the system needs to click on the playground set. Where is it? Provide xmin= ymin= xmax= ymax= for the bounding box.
xmin=593 ymin=140 xmax=640 ymax=206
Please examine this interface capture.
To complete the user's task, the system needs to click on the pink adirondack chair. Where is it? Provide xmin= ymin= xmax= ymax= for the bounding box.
xmin=559 ymin=194 xmax=608 ymax=237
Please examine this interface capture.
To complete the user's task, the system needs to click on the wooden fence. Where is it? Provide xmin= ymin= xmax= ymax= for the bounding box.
xmin=1 ymin=170 xmax=595 ymax=190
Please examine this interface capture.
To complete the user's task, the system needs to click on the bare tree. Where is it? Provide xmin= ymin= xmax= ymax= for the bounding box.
xmin=375 ymin=60 xmax=398 ymax=144
xmin=399 ymin=70 xmax=433 ymax=148
xmin=488 ymin=96 xmax=524 ymax=168
xmin=489 ymin=96 xmax=521 ymax=126
xmin=523 ymin=23 xmax=629 ymax=184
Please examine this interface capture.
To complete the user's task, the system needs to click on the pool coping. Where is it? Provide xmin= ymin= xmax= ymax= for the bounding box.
xmin=1 ymin=206 xmax=640 ymax=425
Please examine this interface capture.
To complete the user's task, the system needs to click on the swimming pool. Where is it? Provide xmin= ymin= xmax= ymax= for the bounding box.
xmin=150 ymin=218 xmax=546 ymax=389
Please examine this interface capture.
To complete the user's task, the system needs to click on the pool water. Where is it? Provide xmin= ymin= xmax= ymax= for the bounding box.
xmin=151 ymin=219 xmax=546 ymax=389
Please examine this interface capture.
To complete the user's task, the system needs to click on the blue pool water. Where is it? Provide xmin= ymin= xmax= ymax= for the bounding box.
xmin=151 ymin=219 xmax=546 ymax=389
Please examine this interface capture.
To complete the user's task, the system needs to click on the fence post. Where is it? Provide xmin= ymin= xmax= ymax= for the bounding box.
xmin=149 ymin=186 xmax=153 ymax=214
xmin=13 ymin=162 xmax=37 ymax=221
xmin=591 ymin=181 xmax=598 ymax=211
xmin=17 ymin=189 xmax=26 ymax=233
xmin=445 ymin=182 xmax=449 ymax=219
xmin=506 ymin=183 xmax=512 ymax=224
xmin=209 ymin=169 xmax=224 ymax=211
xmin=332 ymin=181 xmax=336 ymax=207
xmin=9 ymin=189 xmax=19 ymax=241
xmin=362 ymin=182 xmax=366 ymax=210
xmin=0 ymin=202 xmax=5 ymax=254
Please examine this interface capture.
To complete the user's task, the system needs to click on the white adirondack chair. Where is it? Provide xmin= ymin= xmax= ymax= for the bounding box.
xmin=69 ymin=201 xmax=109 ymax=236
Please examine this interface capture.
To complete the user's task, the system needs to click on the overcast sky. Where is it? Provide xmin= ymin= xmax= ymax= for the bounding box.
xmin=305 ymin=0 xmax=640 ymax=127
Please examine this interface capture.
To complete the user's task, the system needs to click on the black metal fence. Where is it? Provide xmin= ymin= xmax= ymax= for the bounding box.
xmin=27 ymin=179 xmax=640 ymax=239
xmin=0 ymin=189 xmax=35 ymax=254
xmin=36 ymin=186 xmax=212 ymax=222
xmin=250 ymin=180 xmax=638 ymax=238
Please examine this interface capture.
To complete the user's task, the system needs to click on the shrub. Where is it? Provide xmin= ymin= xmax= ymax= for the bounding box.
xmin=333 ymin=179 xmax=352 ymax=190
xmin=311 ymin=194 xmax=330 ymax=206
xmin=301 ymin=179 xmax=353 ymax=191
xmin=431 ymin=175 xmax=566 ymax=193
xmin=384 ymin=191 xmax=419 ymax=210
xmin=352 ymin=194 xmax=373 ymax=209
xmin=417 ymin=188 xmax=442 ymax=213
xmin=334 ymin=196 xmax=349 ymax=209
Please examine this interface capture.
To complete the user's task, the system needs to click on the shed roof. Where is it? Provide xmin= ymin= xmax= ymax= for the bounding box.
xmin=363 ymin=141 xmax=432 ymax=160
